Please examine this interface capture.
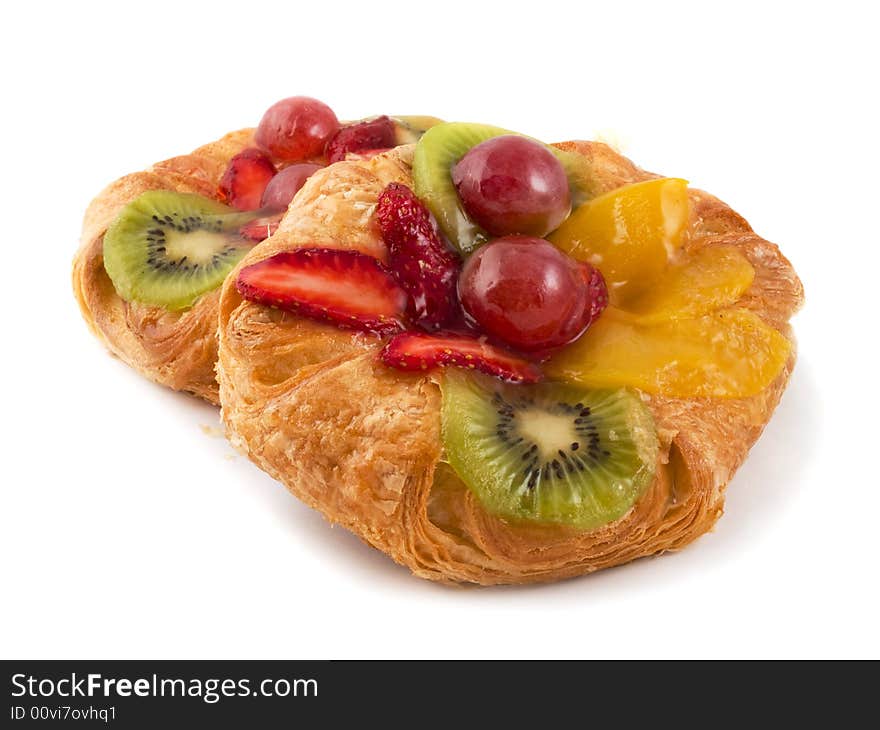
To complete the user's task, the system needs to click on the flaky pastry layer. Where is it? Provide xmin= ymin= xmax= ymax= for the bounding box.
xmin=216 ymin=142 xmax=803 ymax=585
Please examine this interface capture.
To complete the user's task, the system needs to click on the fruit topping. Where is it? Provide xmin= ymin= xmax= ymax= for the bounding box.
xmin=326 ymin=116 xmax=397 ymax=164
xmin=618 ymin=245 xmax=755 ymax=324
xmin=549 ymin=177 xmax=690 ymax=302
xmin=255 ymin=96 xmax=339 ymax=162
xmin=238 ymin=213 xmax=283 ymax=242
xmin=376 ymin=183 xmax=462 ymax=330
xmin=452 ymin=135 xmax=571 ymax=237
xmin=545 ymin=308 xmax=791 ymax=398
xmin=260 ymin=163 xmax=323 ymax=211
xmin=231 ymin=109 xmax=775 ymax=405
xmin=412 ymin=122 xmax=591 ymax=252
xmin=103 ymin=190 xmax=257 ymax=310
xmin=380 ymin=332 xmax=541 ymax=384
xmin=458 ymin=236 xmax=607 ymax=353
xmin=236 ymin=248 xmax=407 ymax=334
xmin=440 ymin=372 xmax=659 ymax=528
xmin=218 ymin=148 xmax=277 ymax=211
xmin=391 ymin=115 xmax=445 ymax=145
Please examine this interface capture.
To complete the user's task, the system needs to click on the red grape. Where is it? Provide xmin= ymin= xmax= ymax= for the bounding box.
xmin=452 ymin=135 xmax=571 ymax=237
xmin=255 ymin=96 xmax=339 ymax=161
xmin=260 ymin=163 xmax=323 ymax=211
xmin=458 ymin=236 xmax=607 ymax=352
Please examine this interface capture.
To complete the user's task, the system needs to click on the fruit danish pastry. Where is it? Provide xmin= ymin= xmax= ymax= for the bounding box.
xmin=73 ymin=96 xmax=440 ymax=403
xmin=217 ymin=122 xmax=803 ymax=585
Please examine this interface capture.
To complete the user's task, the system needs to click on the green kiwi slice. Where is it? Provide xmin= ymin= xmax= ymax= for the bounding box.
xmin=412 ymin=122 xmax=593 ymax=253
xmin=103 ymin=190 xmax=256 ymax=311
xmin=391 ymin=115 xmax=445 ymax=145
xmin=440 ymin=372 xmax=659 ymax=530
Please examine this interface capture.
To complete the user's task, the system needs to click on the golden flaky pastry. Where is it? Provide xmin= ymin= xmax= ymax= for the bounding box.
xmin=73 ymin=130 xmax=258 ymax=404
xmin=217 ymin=142 xmax=803 ymax=585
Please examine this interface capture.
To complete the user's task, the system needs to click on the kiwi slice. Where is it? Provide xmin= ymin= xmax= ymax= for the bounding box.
xmin=412 ymin=122 xmax=593 ymax=252
xmin=440 ymin=372 xmax=659 ymax=530
xmin=103 ymin=190 xmax=256 ymax=311
xmin=391 ymin=115 xmax=445 ymax=145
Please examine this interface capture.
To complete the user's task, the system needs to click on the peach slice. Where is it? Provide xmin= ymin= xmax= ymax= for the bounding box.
xmin=549 ymin=177 xmax=690 ymax=302
xmin=616 ymin=245 xmax=755 ymax=324
xmin=545 ymin=308 xmax=790 ymax=398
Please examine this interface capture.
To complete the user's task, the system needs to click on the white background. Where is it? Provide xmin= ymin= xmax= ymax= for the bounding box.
xmin=2 ymin=0 xmax=877 ymax=659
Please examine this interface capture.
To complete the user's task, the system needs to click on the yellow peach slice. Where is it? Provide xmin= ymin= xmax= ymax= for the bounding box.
xmin=545 ymin=308 xmax=790 ymax=398
xmin=549 ymin=178 xmax=690 ymax=302
xmin=617 ymin=246 xmax=755 ymax=324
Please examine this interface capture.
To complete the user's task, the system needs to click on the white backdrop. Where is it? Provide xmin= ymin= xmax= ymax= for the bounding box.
xmin=2 ymin=0 xmax=877 ymax=659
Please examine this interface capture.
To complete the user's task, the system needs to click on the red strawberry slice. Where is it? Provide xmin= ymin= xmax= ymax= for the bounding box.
xmin=326 ymin=116 xmax=397 ymax=164
xmin=376 ymin=183 xmax=461 ymax=331
xmin=236 ymin=248 xmax=407 ymax=334
xmin=219 ymin=148 xmax=277 ymax=211
xmin=380 ymin=332 xmax=542 ymax=384
xmin=239 ymin=213 xmax=283 ymax=242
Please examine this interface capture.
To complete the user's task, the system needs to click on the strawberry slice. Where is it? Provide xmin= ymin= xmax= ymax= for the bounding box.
xmin=326 ymin=116 xmax=397 ymax=164
xmin=236 ymin=248 xmax=407 ymax=334
xmin=239 ymin=213 xmax=283 ymax=242
xmin=219 ymin=148 xmax=277 ymax=211
xmin=376 ymin=183 xmax=461 ymax=331
xmin=380 ymin=332 xmax=542 ymax=383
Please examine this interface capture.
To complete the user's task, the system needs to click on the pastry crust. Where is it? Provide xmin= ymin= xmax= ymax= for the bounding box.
xmin=216 ymin=141 xmax=804 ymax=585
xmin=73 ymin=129 xmax=257 ymax=404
